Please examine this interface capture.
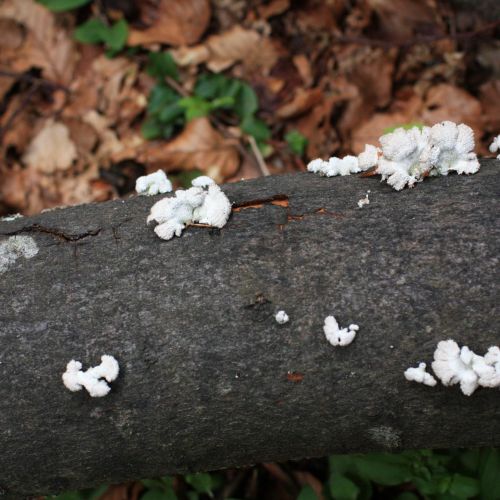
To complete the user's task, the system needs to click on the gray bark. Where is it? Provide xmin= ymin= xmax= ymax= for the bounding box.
xmin=0 ymin=160 xmax=499 ymax=498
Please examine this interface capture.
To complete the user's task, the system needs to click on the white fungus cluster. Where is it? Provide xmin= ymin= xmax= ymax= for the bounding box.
xmin=0 ymin=235 xmax=39 ymax=273
xmin=62 ymin=355 xmax=119 ymax=397
xmin=405 ymin=340 xmax=500 ymax=395
xmin=275 ymin=310 xmax=289 ymax=324
xmin=404 ymin=362 xmax=437 ymax=387
xmin=323 ymin=315 xmax=359 ymax=347
xmin=147 ymin=178 xmax=231 ymax=240
xmin=307 ymin=121 xmax=480 ymax=190
xmin=489 ymin=135 xmax=500 ymax=159
xmin=432 ymin=340 xmax=500 ymax=396
xmin=135 ymin=169 xmax=173 ymax=195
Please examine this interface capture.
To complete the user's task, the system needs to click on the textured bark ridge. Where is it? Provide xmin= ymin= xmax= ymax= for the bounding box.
xmin=0 ymin=160 xmax=499 ymax=498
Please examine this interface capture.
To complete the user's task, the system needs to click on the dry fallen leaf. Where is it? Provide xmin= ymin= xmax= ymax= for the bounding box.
xmin=23 ymin=119 xmax=77 ymax=173
xmin=128 ymin=0 xmax=211 ymax=47
xmin=276 ymin=88 xmax=323 ymax=119
xmin=0 ymin=0 xmax=77 ymax=84
xmin=479 ymin=79 xmax=500 ymax=133
xmin=170 ymin=25 xmax=278 ymax=74
xmin=138 ymin=117 xmax=240 ymax=182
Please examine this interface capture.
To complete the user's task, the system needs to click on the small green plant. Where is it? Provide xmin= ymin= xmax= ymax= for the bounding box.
xmin=140 ymin=477 xmax=178 ymax=500
xmin=141 ymin=53 xmax=271 ymax=147
xmin=74 ymin=18 xmax=128 ymax=55
xmin=285 ymin=130 xmax=308 ymax=156
xmin=37 ymin=0 xmax=91 ymax=12
xmin=383 ymin=123 xmax=425 ymax=134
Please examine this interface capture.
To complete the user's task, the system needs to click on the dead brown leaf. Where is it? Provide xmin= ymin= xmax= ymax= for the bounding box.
xmin=170 ymin=25 xmax=278 ymax=74
xmin=479 ymin=79 xmax=500 ymax=133
xmin=138 ymin=117 xmax=240 ymax=182
xmin=258 ymin=0 xmax=290 ymax=20
xmin=421 ymin=84 xmax=482 ymax=137
xmin=0 ymin=0 xmax=77 ymax=84
xmin=276 ymin=88 xmax=323 ymax=119
xmin=128 ymin=0 xmax=211 ymax=47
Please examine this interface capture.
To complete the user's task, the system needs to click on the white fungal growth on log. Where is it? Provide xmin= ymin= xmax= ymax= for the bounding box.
xmin=308 ymin=121 xmax=480 ymax=190
xmin=404 ymin=362 xmax=437 ymax=387
xmin=148 ymin=183 xmax=232 ymax=240
xmin=135 ymin=169 xmax=172 ymax=196
xmin=431 ymin=340 xmax=500 ymax=396
xmin=0 ymin=235 xmax=39 ymax=273
xmin=275 ymin=310 xmax=289 ymax=324
xmin=357 ymin=191 xmax=370 ymax=208
xmin=323 ymin=316 xmax=359 ymax=347
xmin=192 ymin=175 xmax=215 ymax=187
xmin=62 ymin=355 xmax=119 ymax=398
xmin=489 ymin=135 xmax=500 ymax=159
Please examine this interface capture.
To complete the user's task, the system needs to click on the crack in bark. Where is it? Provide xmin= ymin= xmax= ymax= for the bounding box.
xmin=2 ymin=224 xmax=101 ymax=242
xmin=232 ymin=194 xmax=289 ymax=212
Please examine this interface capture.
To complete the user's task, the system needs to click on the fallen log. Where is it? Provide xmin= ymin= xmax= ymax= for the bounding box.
xmin=0 ymin=159 xmax=499 ymax=498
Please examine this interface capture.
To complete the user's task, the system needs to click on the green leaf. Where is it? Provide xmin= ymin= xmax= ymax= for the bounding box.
xmin=395 ymin=494 xmax=419 ymax=500
xmin=37 ymin=0 xmax=91 ymax=12
xmin=448 ymin=474 xmax=479 ymax=499
xmin=329 ymin=474 xmax=359 ymax=500
xmin=194 ymin=73 xmax=229 ymax=100
xmin=74 ymin=18 xmax=128 ymax=52
xmin=185 ymin=473 xmax=215 ymax=497
xmin=141 ymin=490 xmax=177 ymax=500
xmin=105 ymin=19 xmax=128 ymax=51
xmin=210 ymin=96 xmax=235 ymax=110
xmin=297 ymin=485 xmax=318 ymax=500
xmin=329 ymin=455 xmax=358 ymax=476
xmin=383 ymin=123 xmax=424 ymax=134
xmin=147 ymin=85 xmax=179 ymax=115
xmin=147 ymin=52 xmax=179 ymax=81
xmin=234 ymin=83 xmax=258 ymax=120
xmin=178 ymin=96 xmax=212 ymax=120
xmin=158 ymin=102 xmax=184 ymax=123
xmin=141 ymin=117 xmax=163 ymax=140
xmin=241 ymin=116 xmax=270 ymax=142
xmin=285 ymin=129 xmax=308 ymax=155
xmin=479 ymin=449 xmax=500 ymax=500
xmin=74 ymin=18 xmax=108 ymax=44
xmin=354 ymin=454 xmax=412 ymax=486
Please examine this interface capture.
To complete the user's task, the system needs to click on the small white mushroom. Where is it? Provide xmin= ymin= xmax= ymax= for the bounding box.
xmin=489 ymin=135 xmax=500 ymax=159
xmin=136 ymin=169 xmax=172 ymax=196
xmin=404 ymin=362 xmax=437 ymax=387
xmin=62 ymin=355 xmax=119 ymax=398
xmin=357 ymin=191 xmax=370 ymax=208
xmin=275 ymin=310 xmax=289 ymax=324
xmin=192 ymin=184 xmax=232 ymax=228
xmin=323 ymin=315 xmax=359 ymax=347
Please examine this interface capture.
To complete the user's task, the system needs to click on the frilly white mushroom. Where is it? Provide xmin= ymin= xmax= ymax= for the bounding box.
xmin=62 ymin=355 xmax=119 ymax=398
xmin=148 ymin=187 xmax=206 ymax=240
xmin=404 ymin=362 xmax=437 ymax=387
xmin=148 ymin=183 xmax=232 ymax=240
xmin=307 ymin=156 xmax=360 ymax=177
xmin=275 ymin=310 xmax=289 ymax=324
xmin=192 ymin=175 xmax=215 ymax=187
xmin=307 ymin=121 xmax=480 ymax=190
xmin=192 ymin=184 xmax=232 ymax=228
xmin=431 ymin=340 xmax=500 ymax=396
xmin=489 ymin=135 xmax=500 ymax=159
xmin=424 ymin=121 xmax=479 ymax=176
xmin=323 ymin=315 xmax=359 ymax=347
xmin=135 ymin=169 xmax=172 ymax=196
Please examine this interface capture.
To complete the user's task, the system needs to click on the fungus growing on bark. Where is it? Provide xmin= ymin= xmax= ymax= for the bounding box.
xmin=62 ymin=355 xmax=119 ymax=398
xmin=192 ymin=175 xmax=215 ymax=187
xmin=147 ymin=183 xmax=231 ymax=240
xmin=135 ymin=169 xmax=172 ymax=195
xmin=404 ymin=362 xmax=437 ymax=387
xmin=275 ymin=310 xmax=289 ymax=324
xmin=431 ymin=340 xmax=500 ymax=396
xmin=489 ymin=135 xmax=500 ymax=159
xmin=323 ymin=316 xmax=359 ymax=347
xmin=0 ymin=235 xmax=39 ymax=273
xmin=307 ymin=121 xmax=480 ymax=190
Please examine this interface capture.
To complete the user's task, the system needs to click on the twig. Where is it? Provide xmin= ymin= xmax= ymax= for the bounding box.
xmin=247 ymin=134 xmax=270 ymax=176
